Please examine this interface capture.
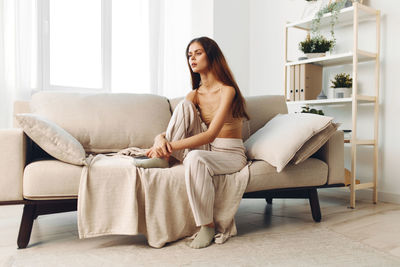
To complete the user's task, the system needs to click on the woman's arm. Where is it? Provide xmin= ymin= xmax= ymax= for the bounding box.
xmin=146 ymin=91 xmax=197 ymax=158
xmin=169 ymin=86 xmax=236 ymax=151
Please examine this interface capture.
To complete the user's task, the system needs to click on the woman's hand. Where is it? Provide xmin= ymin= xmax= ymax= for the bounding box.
xmin=146 ymin=134 xmax=172 ymax=158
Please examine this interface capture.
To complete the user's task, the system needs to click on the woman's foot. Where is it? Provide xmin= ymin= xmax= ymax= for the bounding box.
xmin=133 ymin=157 xmax=169 ymax=169
xmin=189 ymin=225 xmax=215 ymax=249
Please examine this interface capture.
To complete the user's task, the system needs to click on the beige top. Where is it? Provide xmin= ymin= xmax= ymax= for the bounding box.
xmin=193 ymin=89 xmax=243 ymax=137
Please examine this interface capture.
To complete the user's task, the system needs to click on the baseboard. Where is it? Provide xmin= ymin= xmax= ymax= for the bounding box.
xmin=318 ymin=187 xmax=400 ymax=205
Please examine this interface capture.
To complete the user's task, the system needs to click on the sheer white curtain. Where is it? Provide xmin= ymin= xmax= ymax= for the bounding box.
xmin=112 ymin=0 xmax=193 ymax=98
xmin=148 ymin=0 xmax=193 ymax=98
xmin=0 ymin=0 xmax=37 ymax=129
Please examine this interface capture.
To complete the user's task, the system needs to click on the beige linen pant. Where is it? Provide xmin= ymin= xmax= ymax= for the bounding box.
xmin=166 ymin=100 xmax=247 ymax=226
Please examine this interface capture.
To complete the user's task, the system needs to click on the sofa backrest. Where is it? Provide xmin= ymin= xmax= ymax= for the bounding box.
xmin=169 ymin=95 xmax=288 ymax=141
xmin=14 ymin=92 xmax=287 ymax=152
xmin=26 ymin=92 xmax=172 ymax=153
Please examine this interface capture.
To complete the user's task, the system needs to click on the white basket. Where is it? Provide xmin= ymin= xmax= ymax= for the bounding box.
xmin=327 ymin=87 xmax=352 ymax=99
xmin=305 ymin=52 xmax=326 ymax=59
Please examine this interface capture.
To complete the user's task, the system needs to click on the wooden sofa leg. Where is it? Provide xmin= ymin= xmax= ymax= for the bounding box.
xmin=308 ymin=188 xmax=321 ymax=222
xmin=17 ymin=204 xmax=37 ymax=249
xmin=265 ymin=197 xmax=273 ymax=204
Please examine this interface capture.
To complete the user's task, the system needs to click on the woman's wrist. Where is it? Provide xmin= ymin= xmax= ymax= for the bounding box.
xmin=155 ymin=133 xmax=166 ymax=142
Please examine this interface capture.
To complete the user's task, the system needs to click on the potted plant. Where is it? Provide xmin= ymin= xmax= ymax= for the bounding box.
xmin=328 ymin=73 xmax=352 ymax=98
xmin=311 ymin=0 xmax=348 ymax=49
xmin=298 ymin=34 xmax=334 ymax=58
xmin=300 ymin=105 xmax=324 ymax=115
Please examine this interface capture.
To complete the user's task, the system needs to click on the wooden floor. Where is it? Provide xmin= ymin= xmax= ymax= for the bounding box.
xmin=1 ymin=189 xmax=400 ymax=265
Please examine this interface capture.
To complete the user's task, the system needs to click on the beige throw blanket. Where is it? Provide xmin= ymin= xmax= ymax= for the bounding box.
xmin=78 ymin=150 xmax=249 ymax=248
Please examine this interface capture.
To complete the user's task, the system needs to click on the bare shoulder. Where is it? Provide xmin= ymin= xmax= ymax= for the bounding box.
xmin=185 ymin=90 xmax=197 ymax=102
xmin=220 ymin=86 xmax=236 ymax=99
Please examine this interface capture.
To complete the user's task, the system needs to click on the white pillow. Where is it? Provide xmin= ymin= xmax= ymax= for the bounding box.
xmin=15 ymin=114 xmax=87 ymax=166
xmin=244 ymin=113 xmax=333 ymax=172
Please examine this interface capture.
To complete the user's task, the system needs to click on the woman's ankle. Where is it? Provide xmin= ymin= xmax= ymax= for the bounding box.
xmin=204 ymin=222 xmax=215 ymax=228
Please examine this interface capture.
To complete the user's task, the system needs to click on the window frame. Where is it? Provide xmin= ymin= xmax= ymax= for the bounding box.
xmin=37 ymin=0 xmax=111 ymax=92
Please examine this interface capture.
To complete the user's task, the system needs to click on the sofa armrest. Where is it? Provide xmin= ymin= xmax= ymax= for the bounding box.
xmin=313 ymin=130 xmax=344 ymax=185
xmin=0 ymin=129 xmax=27 ymax=202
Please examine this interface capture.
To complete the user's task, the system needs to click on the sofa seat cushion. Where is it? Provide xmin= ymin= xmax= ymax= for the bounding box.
xmin=23 ymin=160 xmax=83 ymax=200
xmin=23 ymin=160 xmax=187 ymax=200
xmin=245 ymin=158 xmax=328 ymax=193
xmin=23 ymin=158 xmax=327 ymax=200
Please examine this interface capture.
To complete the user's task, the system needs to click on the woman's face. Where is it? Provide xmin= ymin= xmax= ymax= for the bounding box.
xmin=187 ymin=42 xmax=208 ymax=73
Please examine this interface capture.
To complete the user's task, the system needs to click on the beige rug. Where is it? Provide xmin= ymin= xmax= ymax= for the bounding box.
xmin=2 ymin=228 xmax=400 ymax=266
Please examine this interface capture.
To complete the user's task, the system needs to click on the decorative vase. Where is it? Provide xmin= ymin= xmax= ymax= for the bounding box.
xmin=317 ymin=90 xmax=327 ymax=100
xmin=305 ymin=52 xmax=326 ymax=59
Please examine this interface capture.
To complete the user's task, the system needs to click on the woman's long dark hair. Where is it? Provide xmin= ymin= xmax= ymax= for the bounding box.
xmin=185 ymin=37 xmax=249 ymax=120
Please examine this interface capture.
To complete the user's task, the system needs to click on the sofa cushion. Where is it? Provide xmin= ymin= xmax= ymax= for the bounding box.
xmin=23 ymin=160 xmax=83 ymax=199
xmin=244 ymin=95 xmax=288 ymax=139
xmin=23 ymin=158 xmax=327 ymax=200
xmin=244 ymin=113 xmax=333 ymax=172
xmin=30 ymin=92 xmax=172 ymax=153
xmin=23 ymin=160 xmax=187 ymax=200
xmin=292 ymin=122 xmax=339 ymax=165
xmin=16 ymin=114 xmax=87 ymax=166
xmin=245 ymin=158 xmax=328 ymax=193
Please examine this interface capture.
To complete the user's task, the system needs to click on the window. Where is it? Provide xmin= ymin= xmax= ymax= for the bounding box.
xmin=40 ymin=0 xmax=105 ymax=91
xmin=39 ymin=0 xmax=200 ymax=96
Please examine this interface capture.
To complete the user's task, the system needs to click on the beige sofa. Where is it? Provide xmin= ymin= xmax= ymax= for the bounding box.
xmin=0 ymin=92 xmax=344 ymax=248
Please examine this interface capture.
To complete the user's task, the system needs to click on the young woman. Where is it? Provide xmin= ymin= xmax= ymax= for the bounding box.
xmin=143 ymin=36 xmax=249 ymax=249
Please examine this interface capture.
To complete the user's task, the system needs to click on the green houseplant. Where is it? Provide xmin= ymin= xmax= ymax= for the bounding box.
xmin=328 ymin=73 xmax=353 ymax=98
xmin=300 ymin=105 xmax=324 ymax=116
xmin=311 ymin=0 xmax=347 ymax=49
xmin=331 ymin=73 xmax=352 ymax=88
xmin=299 ymin=34 xmax=334 ymax=58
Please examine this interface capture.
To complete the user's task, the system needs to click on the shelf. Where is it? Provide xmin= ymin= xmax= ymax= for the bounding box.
xmin=355 ymin=139 xmax=375 ymax=145
xmin=354 ymin=182 xmax=375 ymax=190
xmin=284 ymin=3 xmax=380 ymax=209
xmin=356 ymin=95 xmax=376 ymax=102
xmin=287 ymin=98 xmax=351 ymax=106
xmin=344 ymin=139 xmax=375 ymax=145
xmin=286 ymin=4 xmax=377 ymax=31
xmin=287 ymin=95 xmax=376 ymax=106
xmin=285 ymin=50 xmax=376 ymax=67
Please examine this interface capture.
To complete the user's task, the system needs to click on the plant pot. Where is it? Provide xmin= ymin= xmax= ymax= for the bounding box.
xmin=305 ymin=52 xmax=326 ymax=59
xmin=327 ymin=87 xmax=352 ymax=99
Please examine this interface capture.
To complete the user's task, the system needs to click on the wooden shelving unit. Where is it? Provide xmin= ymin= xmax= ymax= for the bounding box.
xmin=284 ymin=3 xmax=381 ymax=208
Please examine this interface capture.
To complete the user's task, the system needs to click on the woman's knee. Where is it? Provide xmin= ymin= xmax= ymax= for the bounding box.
xmin=177 ymin=99 xmax=196 ymax=111
xmin=183 ymin=150 xmax=205 ymax=166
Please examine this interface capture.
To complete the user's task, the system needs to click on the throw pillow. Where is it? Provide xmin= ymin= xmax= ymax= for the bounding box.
xmin=292 ymin=122 xmax=340 ymax=164
xmin=244 ymin=113 xmax=333 ymax=172
xmin=15 ymin=114 xmax=87 ymax=166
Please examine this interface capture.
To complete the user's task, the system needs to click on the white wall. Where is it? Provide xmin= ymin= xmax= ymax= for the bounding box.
xmin=213 ymin=0 xmax=250 ymax=95
xmin=245 ymin=0 xmax=400 ymax=203
xmin=191 ymin=0 xmax=214 ymax=39
xmin=249 ymin=0 xmax=304 ymax=96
